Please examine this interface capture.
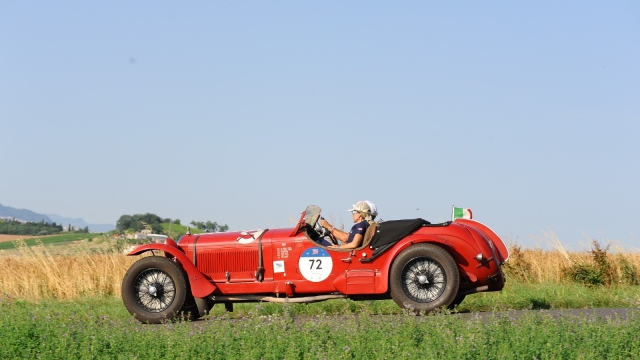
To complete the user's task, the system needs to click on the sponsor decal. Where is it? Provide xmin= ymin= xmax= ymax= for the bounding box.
xmin=299 ymin=247 xmax=333 ymax=282
xmin=274 ymin=260 xmax=285 ymax=273
xmin=276 ymin=247 xmax=292 ymax=259
xmin=236 ymin=229 xmax=266 ymax=244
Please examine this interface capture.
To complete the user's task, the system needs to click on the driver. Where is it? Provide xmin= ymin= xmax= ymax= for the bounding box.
xmin=319 ymin=201 xmax=377 ymax=249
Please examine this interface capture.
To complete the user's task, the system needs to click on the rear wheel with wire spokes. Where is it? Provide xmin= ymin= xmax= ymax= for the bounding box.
xmin=122 ymin=256 xmax=187 ymax=323
xmin=389 ymin=244 xmax=459 ymax=314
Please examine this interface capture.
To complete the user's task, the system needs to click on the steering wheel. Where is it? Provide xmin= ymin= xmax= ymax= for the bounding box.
xmin=313 ymin=216 xmax=326 ymax=237
xmin=314 ymin=217 xmax=338 ymax=246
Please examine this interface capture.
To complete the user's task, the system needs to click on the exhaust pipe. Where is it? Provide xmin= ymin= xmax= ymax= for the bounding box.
xmin=457 ymin=285 xmax=489 ymax=297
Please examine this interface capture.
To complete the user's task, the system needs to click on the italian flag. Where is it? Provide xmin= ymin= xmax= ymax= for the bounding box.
xmin=452 ymin=206 xmax=472 ymax=220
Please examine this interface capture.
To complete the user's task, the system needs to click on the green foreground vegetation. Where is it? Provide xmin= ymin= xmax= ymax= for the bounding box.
xmin=1 ymin=295 xmax=639 ymax=359
xmin=1 ymin=283 xmax=639 ymax=359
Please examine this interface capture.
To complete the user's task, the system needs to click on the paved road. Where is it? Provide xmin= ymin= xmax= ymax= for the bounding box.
xmin=241 ymin=307 xmax=640 ymax=325
xmin=451 ymin=307 xmax=640 ymax=322
xmin=284 ymin=307 xmax=640 ymax=325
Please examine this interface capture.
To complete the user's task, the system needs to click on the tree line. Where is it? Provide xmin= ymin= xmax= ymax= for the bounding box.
xmin=115 ymin=213 xmax=228 ymax=234
xmin=0 ymin=219 xmax=89 ymax=236
xmin=116 ymin=213 xmax=165 ymax=234
xmin=189 ymin=221 xmax=229 ymax=233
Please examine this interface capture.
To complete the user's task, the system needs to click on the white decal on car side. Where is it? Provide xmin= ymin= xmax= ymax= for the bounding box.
xmin=236 ymin=229 xmax=266 ymax=244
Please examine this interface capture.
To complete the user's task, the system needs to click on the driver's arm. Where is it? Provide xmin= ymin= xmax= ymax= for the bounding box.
xmin=332 ymin=234 xmax=363 ymax=249
xmin=319 ymin=220 xmax=349 ymax=242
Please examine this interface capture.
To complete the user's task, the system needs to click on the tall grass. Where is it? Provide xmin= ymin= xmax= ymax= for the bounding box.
xmin=503 ymin=233 xmax=640 ymax=285
xmin=0 ymin=240 xmax=137 ymax=301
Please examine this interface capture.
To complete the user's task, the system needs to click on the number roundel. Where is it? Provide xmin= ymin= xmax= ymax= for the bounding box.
xmin=299 ymin=247 xmax=333 ymax=282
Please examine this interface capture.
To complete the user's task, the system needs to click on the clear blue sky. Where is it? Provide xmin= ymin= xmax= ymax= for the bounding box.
xmin=1 ymin=1 xmax=638 ymax=250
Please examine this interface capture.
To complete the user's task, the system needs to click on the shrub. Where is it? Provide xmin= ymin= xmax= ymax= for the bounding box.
xmin=564 ymin=263 xmax=605 ymax=286
xmin=563 ymin=240 xmax=617 ymax=286
xmin=503 ymin=244 xmax=533 ymax=283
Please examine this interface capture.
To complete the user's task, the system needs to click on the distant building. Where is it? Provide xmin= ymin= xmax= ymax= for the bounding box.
xmin=126 ymin=229 xmax=167 ymax=243
xmin=0 ymin=216 xmax=26 ymax=223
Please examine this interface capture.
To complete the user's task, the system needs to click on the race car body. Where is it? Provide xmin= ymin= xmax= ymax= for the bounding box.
xmin=122 ymin=205 xmax=508 ymax=323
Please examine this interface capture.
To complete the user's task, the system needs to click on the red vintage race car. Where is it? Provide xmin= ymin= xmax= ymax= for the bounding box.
xmin=121 ymin=205 xmax=509 ymax=323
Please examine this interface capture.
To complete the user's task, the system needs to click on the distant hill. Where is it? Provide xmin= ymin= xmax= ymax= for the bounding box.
xmin=45 ymin=214 xmax=115 ymax=233
xmin=0 ymin=203 xmax=114 ymax=233
xmin=0 ymin=203 xmax=52 ymax=223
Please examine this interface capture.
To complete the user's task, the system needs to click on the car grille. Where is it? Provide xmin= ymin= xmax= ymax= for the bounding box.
xmin=197 ymin=250 xmax=258 ymax=274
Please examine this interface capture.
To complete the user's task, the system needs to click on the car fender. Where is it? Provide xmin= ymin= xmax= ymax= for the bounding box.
xmin=128 ymin=244 xmax=217 ymax=298
xmin=454 ymin=219 xmax=509 ymax=263
xmin=400 ymin=235 xmax=497 ymax=285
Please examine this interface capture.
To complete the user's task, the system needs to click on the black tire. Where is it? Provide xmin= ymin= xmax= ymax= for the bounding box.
xmin=122 ymin=256 xmax=188 ymax=324
xmin=447 ymin=294 xmax=466 ymax=310
xmin=389 ymin=244 xmax=459 ymax=314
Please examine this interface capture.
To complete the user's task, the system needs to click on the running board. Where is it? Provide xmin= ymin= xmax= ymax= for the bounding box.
xmin=210 ymin=294 xmax=346 ymax=304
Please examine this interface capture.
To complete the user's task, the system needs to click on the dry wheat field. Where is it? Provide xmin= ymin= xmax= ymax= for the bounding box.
xmin=0 ymin=234 xmax=39 ymax=243
xmin=0 ymin=236 xmax=638 ymax=302
xmin=0 ymin=239 xmax=139 ymax=301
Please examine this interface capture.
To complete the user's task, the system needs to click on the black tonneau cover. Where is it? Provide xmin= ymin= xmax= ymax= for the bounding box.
xmin=369 ymin=218 xmax=431 ymax=257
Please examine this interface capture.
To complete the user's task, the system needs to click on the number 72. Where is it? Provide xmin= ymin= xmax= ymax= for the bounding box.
xmin=308 ymin=259 xmax=322 ymax=270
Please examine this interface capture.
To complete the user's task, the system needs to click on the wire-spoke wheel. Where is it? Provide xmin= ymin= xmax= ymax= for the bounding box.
xmin=401 ymin=257 xmax=447 ymax=303
xmin=133 ymin=268 xmax=177 ymax=313
xmin=390 ymin=244 xmax=459 ymax=314
xmin=122 ymin=256 xmax=187 ymax=323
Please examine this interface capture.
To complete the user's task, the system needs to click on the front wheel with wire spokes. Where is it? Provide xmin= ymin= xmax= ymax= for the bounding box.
xmin=389 ymin=244 xmax=459 ymax=314
xmin=122 ymin=256 xmax=187 ymax=323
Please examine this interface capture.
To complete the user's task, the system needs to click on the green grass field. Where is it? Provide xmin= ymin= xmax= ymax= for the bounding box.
xmin=1 ymin=294 xmax=638 ymax=359
xmin=0 ymin=271 xmax=639 ymax=358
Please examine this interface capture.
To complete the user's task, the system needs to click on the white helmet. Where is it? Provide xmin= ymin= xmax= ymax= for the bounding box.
xmin=348 ymin=200 xmax=378 ymax=221
xmin=365 ymin=201 xmax=378 ymax=218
